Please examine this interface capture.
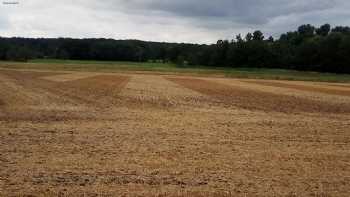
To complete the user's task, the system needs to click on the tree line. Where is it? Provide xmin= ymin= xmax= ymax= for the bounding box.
xmin=0 ymin=24 xmax=350 ymax=73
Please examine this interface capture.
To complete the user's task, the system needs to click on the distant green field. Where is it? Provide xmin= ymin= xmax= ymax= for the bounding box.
xmin=1 ymin=59 xmax=350 ymax=83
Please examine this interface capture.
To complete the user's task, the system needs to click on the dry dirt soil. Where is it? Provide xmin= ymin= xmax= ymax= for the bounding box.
xmin=0 ymin=69 xmax=350 ymax=197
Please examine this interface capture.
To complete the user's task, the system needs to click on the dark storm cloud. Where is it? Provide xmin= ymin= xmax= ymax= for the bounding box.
xmin=117 ymin=0 xmax=336 ymax=24
xmin=0 ymin=0 xmax=350 ymax=43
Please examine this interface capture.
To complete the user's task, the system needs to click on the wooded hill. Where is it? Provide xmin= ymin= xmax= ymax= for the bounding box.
xmin=1 ymin=24 xmax=350 ymax=73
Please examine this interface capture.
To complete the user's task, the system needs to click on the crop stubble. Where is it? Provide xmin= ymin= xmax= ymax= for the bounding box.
xmin=241 ymin=79 xmax=350 ymax=97
xmin=0 ymin=70 xmax=349 ymax=196
xmin=167 ymin=77 xmax=350 ymax=114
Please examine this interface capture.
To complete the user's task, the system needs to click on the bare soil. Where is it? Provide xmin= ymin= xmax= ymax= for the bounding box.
xmin=0 ymin=70 xmax=349 ymax=196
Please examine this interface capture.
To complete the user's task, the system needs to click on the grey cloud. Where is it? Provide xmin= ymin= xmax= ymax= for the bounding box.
xmin=115 ymin=0 xmax=336 ymax=25
xmin=0 ymin=15 xmax=9 ymax=30
xmin=0 ymin=0 xmax=350 ymax=43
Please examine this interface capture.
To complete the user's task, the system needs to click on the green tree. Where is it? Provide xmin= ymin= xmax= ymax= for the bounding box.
xmin=332 ymin=26 xmax=350 ymax=34
xmin=316 ymin=24 xmax=331 ymax=36
xmin=235 ymin=34 xmax=244 ymax=43
xmin=245 ymin=33 xmax=253 ymax=41
xmin=253 ymin=30 xmax=264 ymax=41
xmin=298 ymin=24 xmax=315 ymax=37
xmin=6 ymin=46 xmax=32 ymax=62
xmin=267 ymin=36 xmax=274 ymax=43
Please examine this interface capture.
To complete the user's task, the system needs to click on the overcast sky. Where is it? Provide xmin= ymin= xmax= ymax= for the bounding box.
xmin=0 ymin=0 xmax=350 ymax=43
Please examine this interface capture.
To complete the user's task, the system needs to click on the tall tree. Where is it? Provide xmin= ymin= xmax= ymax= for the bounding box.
xmin=267 ymin=36 xmax=274 ymax=43
xmin=298 ymin=24 xmax=315 ymax=37
xmin=235 ymin=34 xmax=244 ymax=43
xmin=253 ymin=30 xmax=264 ymax=41
xmin=316 ymin=24 xmax=331 ymax=36
xmin=332 ymin=26 xmax=350 ymax=34
xmin=245 ymin=33 xmax=253 ymax=42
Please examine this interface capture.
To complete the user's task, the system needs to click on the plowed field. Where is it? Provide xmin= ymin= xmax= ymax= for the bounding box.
xmin=1 ymin=70 xmax=350 ymax=196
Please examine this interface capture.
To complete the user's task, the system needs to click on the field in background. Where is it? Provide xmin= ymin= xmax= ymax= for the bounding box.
xmin=0 ymin=69 xmax=350 ymax=196
xmin=1 ymin=59 xmax=350 ymax=83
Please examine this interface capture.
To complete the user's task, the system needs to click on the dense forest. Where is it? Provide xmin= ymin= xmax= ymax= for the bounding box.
xmin=1 ymin=24 xmax=350 ymax=73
